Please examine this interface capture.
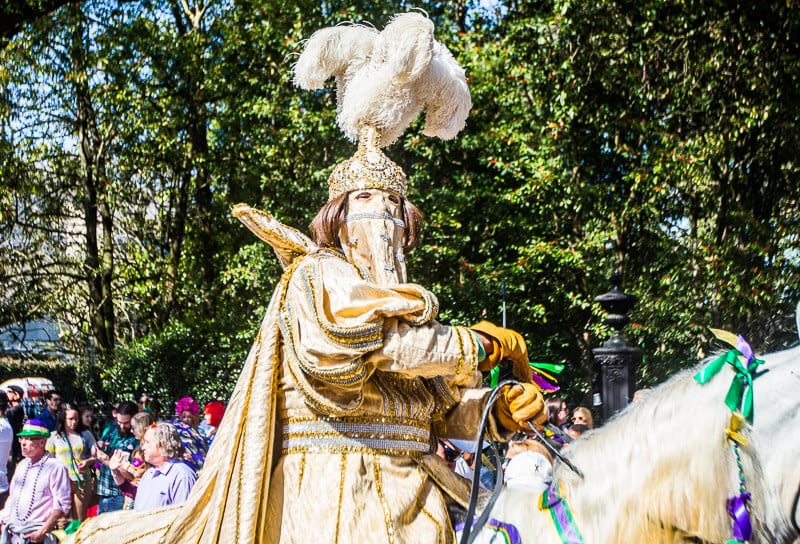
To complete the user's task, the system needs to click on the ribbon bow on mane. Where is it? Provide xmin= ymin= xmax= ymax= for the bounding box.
xmin=694 ymin=328 xmax=764 ymax=544
xmin=694 ymin=329 xmax=763 ymax=423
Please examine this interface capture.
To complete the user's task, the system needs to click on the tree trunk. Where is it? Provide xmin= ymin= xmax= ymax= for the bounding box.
xmin=72 ymin=6 xmax=115 ymax=357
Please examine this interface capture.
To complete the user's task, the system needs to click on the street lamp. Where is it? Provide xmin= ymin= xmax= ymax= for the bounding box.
xmin=592 ymin=271 xmax=641 ymax=423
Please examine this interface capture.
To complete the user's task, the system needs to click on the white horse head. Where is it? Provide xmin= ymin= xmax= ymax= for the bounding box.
xmin=472 ymin=355 xmax=794 ymax=543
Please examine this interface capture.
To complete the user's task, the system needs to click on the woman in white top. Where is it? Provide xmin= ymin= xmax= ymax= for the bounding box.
xmin=45 ymin=402 xmax=97 ymax=521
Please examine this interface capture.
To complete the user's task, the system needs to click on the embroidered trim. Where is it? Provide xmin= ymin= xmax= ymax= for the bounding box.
xmin=373 ymin=453 xmax=397 ymax=544
xmin=452 ymin=326 xmax=469 ymax=380
xmin=282 ymin=416 xmax=431 ymax=456
xmin=414 ymin=467 xmax=444 ymax=542
xmin=278 ymin=316 xmax=365 ymax=416
xmin=345 ymin=212 xmax=406 ymax=229
xmin=301 ymin=264 xmax=384 ymax=349
xmin=280 ymin=304 xmax=369 ymax=386
xmin=297 ymin=452 xmax=306 ymax=494
xmin=397 ymin=287 xmax=439 ymax=326
xmin=334 ymin=453 xmax=346 ymax=544
xmin=418 ymin=503 xmax=444 ymax=542
xmin=428 ymin=376 xmax=460 ymax=411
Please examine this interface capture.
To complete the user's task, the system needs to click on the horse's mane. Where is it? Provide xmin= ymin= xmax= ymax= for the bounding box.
xmin=549 ymin=359 xmax=788 ymax=543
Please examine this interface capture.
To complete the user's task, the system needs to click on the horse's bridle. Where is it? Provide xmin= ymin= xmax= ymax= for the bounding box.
xmin=458 ymin=380 xmax=585 ymax=544
xmin=791 ymin=484 xmax=800 ymax=535
xmin=525 ymin=422 xmax=584 ymax=480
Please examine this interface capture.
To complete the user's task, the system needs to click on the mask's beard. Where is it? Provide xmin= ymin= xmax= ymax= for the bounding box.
xmin=339 ymin=212 xmax=407 ymax=285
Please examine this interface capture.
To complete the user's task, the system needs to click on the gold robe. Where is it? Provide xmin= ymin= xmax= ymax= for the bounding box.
xmin=72 ymin=207 xmax=498 ymax=544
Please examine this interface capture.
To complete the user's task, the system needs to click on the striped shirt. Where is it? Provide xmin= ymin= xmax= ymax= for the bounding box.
xmin=45 ymin=431 xmax=95 ymax=481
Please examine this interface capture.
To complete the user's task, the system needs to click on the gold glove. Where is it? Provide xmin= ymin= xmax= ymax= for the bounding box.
xmin=470 ymin=320 xmax=530 ymax=381
xmin=494 ymin=383 xmax=547 ymax=433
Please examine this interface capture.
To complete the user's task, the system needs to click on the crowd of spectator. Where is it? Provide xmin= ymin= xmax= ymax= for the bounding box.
xmin=0 ymin=387 xmax=225 ymax=543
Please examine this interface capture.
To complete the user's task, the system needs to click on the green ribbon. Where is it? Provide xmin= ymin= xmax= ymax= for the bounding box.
xmin=530 ymin=362 xmax=565 ymax=374
xmin=488 ymin=361 xmax=562 ymax=388
xmin=490 ymin=366 xmax=500 ymax=387
xmin=694 ymin=349 xmax=762 ymax=423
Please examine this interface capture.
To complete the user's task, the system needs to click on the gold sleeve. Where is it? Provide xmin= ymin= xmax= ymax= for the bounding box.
xmin=283 ymin=254 xmax=478 ymax=380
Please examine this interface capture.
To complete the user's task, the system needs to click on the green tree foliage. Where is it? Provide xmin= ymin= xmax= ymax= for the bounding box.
xmin=2 ymin=0 xmax=799 ymax=409
xmin=436 ymin=0 xmax=800 ymax=398
xmin=0 ymin=3 xmax=126 ymax=373
xmin=0 ymin=0 xmax=76 ymax=46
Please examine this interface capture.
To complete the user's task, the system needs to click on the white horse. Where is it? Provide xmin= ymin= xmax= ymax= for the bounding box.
xmin=753 ymin=341 xmax=800 ymax=542
xmin=470 ymin=353 xmax=796 ymax=543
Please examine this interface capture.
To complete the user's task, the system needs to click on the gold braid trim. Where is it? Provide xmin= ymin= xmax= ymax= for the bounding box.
xmin=334 ymin=453 xmax=347 ymax=544
xmin=119 ymin=526 xmax=169 ymax=544
xmin=280 ymin=307 xmax=369 ymax=386
xmin=412 ymin=467 xmax=445 ymax=542
xmin=399 ymin=287 xmax=440 ymax=326
xmin=453 ymin=326 xmax=479 ymax=382
xmin=279 ymin=316 xmax=365 ymax=416
xmin=302 ymin=263 xmax=384 ymax=349
xmin=452 ymin=326 xmax=467 ymax=380
xmin=281 ymin=414 xmax=431 ymax=457
xmin=297 ymin=452 xmax=306 ymax=494
xmin=372 ymin=454 xmax=397 ymax=544
xmin=276 ymin=255 xmax=368 ymax=415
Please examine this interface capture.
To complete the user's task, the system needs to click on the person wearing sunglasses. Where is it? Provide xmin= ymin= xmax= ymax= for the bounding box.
xmin=437 ymin=440 xmax=462 ymax=470
xmin=571 ymin=406 xmax=594 ymax=429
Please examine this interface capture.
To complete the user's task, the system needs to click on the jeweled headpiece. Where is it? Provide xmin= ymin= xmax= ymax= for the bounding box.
xmin=293 ymin=12 xmax=472 ymax=201
xmin=327 ymin=125 xmax=406 ymax=200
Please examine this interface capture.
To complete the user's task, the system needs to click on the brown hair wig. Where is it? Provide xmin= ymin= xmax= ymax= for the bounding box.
xmin=309 ymin=192 xmax=423 ymax=253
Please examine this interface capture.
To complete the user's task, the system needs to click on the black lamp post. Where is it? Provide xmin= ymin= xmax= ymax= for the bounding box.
xmin=592 ymin=271 xmax=641 ymax=423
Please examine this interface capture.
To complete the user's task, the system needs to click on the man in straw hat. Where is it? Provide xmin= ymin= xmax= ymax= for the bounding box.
xmin=70 ymin=12 xmax=546 ymax=544
xmin=0 ymin=420 xmax=70 ymax=544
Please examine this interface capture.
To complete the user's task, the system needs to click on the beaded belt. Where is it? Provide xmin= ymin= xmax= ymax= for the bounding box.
xmin=282 ymin=416 xmax=432 ymax=457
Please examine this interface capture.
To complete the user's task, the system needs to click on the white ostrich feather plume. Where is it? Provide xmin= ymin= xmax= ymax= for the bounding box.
xmin=293 ymin=12 xmax=472 ymax=147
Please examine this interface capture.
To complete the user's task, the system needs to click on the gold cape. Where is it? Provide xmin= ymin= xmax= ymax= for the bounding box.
xmin=72 ymin=206 xmax=499 ymax=544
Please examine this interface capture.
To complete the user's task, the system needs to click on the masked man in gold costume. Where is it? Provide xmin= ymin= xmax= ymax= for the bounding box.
xmin=71 ymin=12 xmax=546 ymax=544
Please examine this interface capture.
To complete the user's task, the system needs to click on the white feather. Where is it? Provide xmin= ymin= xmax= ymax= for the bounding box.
xmin=370 ymin=13 xmax=434 ymax=84
xmin=293 ymin=12 xmax=471 ymax=147
xmin=293 ymin=25 xmax=377 ymax=90
xmin=416 ymin=41 xmax=472 ymax=139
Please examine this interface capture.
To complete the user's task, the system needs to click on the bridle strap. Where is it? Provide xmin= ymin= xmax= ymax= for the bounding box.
xmin=791 ymin=484 xmax=800 ymax=535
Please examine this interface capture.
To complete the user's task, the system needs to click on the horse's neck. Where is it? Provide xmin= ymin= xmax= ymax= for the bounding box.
xmin=753 ymin=345 xmax=800 ymax=530
xmin=483 ymin=361 xmax=792 ymax=543
xmin=554 ymin=370 xmax=738 ymax=543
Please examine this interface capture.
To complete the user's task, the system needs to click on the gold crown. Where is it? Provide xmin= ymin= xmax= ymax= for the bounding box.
xmin=327 ymin=126 xmax=407 ymax=201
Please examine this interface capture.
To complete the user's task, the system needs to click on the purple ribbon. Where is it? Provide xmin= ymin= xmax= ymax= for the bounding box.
xmin=540 ymin=481 xmax=586 ymax=543
xmin=531 ymin=372 xmax=560 ymax=392
xmin=727 ymin=492 xmax=752 ymax=541
xmin=735 ymin=335 xmax=755 ymax=367
xmin=542 ymin=481 xmax=562 ymax=508
xmin=455 ymin=518 xmax=521 ymax=544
